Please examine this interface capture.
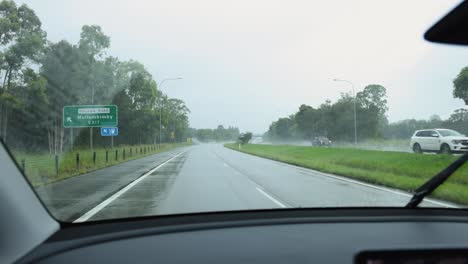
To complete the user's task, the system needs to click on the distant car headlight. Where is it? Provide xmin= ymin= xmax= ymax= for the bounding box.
xmin=452 ymin=140 xmax=462 ymax=144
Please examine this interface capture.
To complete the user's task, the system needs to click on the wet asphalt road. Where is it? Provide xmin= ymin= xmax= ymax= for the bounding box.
xmin=35 ymin=147 xmax=191 ymax=221
xmin=60 ymin=143 xmax=456 ymax=222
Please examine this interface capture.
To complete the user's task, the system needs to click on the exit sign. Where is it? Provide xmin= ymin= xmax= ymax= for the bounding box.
xmin=63 ymin=105 xmax=118 ymax=128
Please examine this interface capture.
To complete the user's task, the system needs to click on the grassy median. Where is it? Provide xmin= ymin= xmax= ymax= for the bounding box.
xmin=224 ymin=143 xmax=468 ymax=205
xmin=12 ymin=143 xmax=190 ymax=187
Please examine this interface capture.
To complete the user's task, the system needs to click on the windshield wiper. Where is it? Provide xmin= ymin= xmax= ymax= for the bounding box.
xmin=406 ymin=152 xmax=468 ymax=208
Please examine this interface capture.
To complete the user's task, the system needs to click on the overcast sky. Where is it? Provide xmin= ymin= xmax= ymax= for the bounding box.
xmin=19 ymin=0 xmax=467 ymax=133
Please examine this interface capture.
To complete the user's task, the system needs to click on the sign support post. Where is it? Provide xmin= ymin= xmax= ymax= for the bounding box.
xmin=70 ymin=128 xmax=74 ymax=150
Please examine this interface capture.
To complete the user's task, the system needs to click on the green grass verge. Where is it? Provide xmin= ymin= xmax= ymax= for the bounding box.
xmin=12 ymin=143 xmax=190 ymax=187
xmin=224 ymin=143 xmax=468 ymax=205
xmin=333 ymin=139 xmax=411 ymax=152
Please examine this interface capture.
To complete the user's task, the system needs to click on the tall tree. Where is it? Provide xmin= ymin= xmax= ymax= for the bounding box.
xmin=78 ymin=25 xmax=110 ymax=149
xmin=165 ymin=98 xmax=190 ymax=142
xmin=78 ymin=25 xmax=110 ymax=60
xmin=0 ymin=0 xmax=46 ymax=141
xmin=266 ymin=88 xmax=387 ymax=142
xmin=0 ymin=1 xmax=192 ymax=152
xmin=41 ymin=40 xmax=86 ymax=153
xmin=443 ymin=108 xmax=468 ymax=135
xmin=0 ymin=0 xmax=20 ymax=45
xmin=357 ymin=84 xmax=388 ymax=138
xmin=8 ymin=68 xmax=48 ymax=150
xmin=453 ymin=67 xmax=468 ymax=104
xmin=356 ymin=84 xmax=388 ymax=116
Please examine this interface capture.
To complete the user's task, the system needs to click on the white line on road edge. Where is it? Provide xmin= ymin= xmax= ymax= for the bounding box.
xmin=73 ymin=151 xmax=186 ymax=223
xmin=225 ymin=145 xmax=459 ymax=208
xmin=256 ymin=187 xmax=287 ymax=208
xmin=276 ymin=161 xmax=459 ymax=209
xmin=217 ymin=153 xmax=290 ymax=208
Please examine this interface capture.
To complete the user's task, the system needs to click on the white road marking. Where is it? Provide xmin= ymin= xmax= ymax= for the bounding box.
xmin=73 ymin=151 xmax=186 ymax=223
xmin=275 ymin=161 xmax=460 ymax=209
xmin=218 ymin=155 xmax=290 ymax=207
xmin=224 ymin=146 xmax=460 ymax=208
xmin=223 ymin=146 xmax=458 ymax=209
xmin=256 ymin=187 xmax=287 ymax=208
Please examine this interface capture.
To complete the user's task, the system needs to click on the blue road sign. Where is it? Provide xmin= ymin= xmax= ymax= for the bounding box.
xmin=101 ymin=127 xmax=118 ymax=136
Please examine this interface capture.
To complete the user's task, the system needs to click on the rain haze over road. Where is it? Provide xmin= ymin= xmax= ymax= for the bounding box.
xmin=3 ymin=0 xmax=468 ymax=225
xmin=37 ymin=144 xmax=456 ymax=223
xmin=19 ymin=0 xmax=465 ymax=133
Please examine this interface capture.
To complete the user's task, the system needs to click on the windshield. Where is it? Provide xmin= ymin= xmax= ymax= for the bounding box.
xmin=438 ymin=129 xmax=463 ymax=137
xmin=0 ymin=0 xmax=467 ymax=223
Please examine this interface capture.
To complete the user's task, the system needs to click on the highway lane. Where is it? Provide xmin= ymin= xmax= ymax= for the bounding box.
xmin=82 ymin=144 xmax=457 ymax=222
xmin=36 ymin=147 xmax=191 ymax=221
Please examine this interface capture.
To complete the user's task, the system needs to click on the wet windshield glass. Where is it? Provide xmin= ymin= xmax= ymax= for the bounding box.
xmin=0 ymin=0 xmax=467 ymax=222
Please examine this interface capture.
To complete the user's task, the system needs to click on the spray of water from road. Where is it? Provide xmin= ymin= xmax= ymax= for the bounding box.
xmin=258 ymin=138 xmax=412 ymax=153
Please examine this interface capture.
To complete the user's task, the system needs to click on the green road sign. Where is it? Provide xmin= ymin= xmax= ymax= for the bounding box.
xmin=63 ymin=105 xmax=118 ymax=128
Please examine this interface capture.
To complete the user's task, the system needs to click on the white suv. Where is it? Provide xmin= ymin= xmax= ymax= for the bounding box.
xmin=410 ymin=129 xmax=468 ymax=154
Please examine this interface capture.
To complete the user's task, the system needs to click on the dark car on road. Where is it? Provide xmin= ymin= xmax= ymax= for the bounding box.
xmin=311 ymin=136 xmax=332 ymax=147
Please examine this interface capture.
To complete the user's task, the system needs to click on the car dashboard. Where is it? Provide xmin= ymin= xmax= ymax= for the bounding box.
xmin=18 ymin=209 xmax=468 ymax=264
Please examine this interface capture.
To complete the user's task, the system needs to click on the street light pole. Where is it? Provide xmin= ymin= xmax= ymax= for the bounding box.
xmin=156 ymin=78 xmax=182 ymax=148
xmin=333 ymin=78 xmax=357 ymax=144
xmin=90 ymin=84 xmax=95 ymax=150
